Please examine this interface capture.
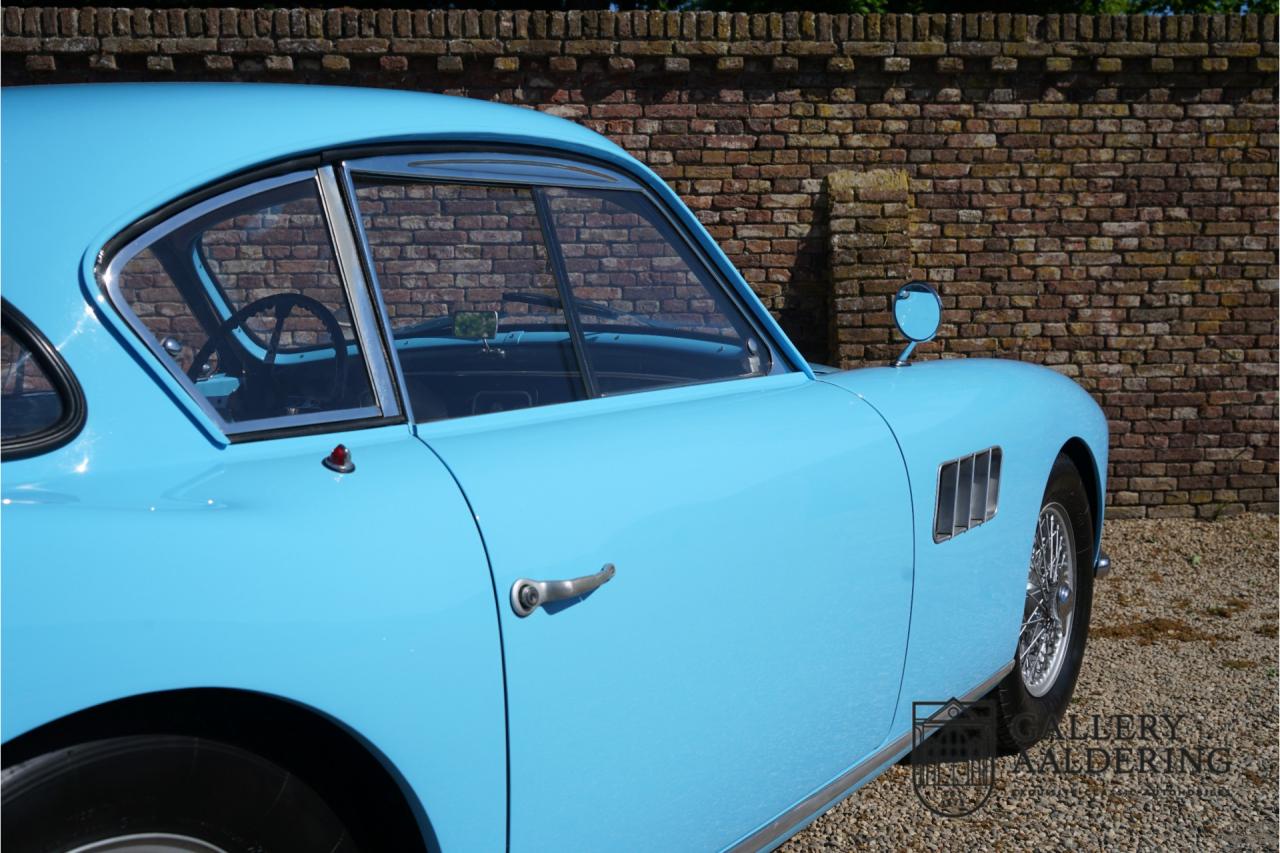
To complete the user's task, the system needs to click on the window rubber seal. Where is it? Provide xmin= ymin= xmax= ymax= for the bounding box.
xmin=1 ymin=299 xmax=88 ymax=461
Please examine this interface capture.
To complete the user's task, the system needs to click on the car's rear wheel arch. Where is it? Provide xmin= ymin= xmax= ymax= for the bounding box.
xmin=2 ymin=688 xmax=435 ymax=853
xmin=1058 ymin=436 xmax=1101 ymax=562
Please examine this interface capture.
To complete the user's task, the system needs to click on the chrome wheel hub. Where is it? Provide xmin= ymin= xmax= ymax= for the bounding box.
xmin=1055 ymin=581 xmax=1073 ymax=621
xmin=1019 ymin=502 xmax=1077 ymax=697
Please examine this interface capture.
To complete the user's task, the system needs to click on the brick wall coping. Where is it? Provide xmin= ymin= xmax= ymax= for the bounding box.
xmin=4 ymin=8 xmax=1276 ymax=49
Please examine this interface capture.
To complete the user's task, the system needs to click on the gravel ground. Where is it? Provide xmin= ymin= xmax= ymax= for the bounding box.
xmin=783 ymin=513 xmax=1279 ymax=853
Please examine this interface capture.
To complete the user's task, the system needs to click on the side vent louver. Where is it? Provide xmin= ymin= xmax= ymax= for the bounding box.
xmin=933 ymin=446 xmax=1002 ymax=543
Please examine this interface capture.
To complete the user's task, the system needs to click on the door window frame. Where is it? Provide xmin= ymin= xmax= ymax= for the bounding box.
xmin=340 ymin=150 xmax=792 ymax=423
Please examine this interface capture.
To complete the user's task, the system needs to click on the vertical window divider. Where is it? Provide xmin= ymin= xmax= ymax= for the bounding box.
xmin=335 ymin=164 xmax=416 ymax=426
xmin=315 ymin=166 xmax=401 ymax=420
xmin=533 ymin=187 xmax=598 ymax=399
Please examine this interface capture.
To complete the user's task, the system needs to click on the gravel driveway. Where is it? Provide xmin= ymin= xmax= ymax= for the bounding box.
xmin=783 ymin=513 xmax=1279 ymax=852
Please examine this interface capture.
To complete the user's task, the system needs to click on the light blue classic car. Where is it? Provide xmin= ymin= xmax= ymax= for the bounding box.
xmin=1 ymin=84 xmax=1109 ymax=853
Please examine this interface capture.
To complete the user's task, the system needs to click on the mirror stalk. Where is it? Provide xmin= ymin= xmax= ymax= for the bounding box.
xmin=893 ymin=341 xmax=917 ymax=368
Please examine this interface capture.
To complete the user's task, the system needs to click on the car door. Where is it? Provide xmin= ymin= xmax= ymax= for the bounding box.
xmin=344 ymin=157 xmax=916 ymax=852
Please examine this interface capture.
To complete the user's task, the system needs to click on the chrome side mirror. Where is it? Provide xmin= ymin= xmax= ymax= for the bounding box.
xmin=891 ymin=281 xmax=941 ymax=367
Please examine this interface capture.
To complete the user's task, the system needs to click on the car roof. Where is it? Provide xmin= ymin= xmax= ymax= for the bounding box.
xmin=0 ymin=83 xmax=634 ymax=325
xmin=3 ymin=82 xmax=631 ymax=228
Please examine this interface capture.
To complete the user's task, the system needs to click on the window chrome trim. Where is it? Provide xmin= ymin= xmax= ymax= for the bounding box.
xmin=337 ymin=162 xmax=415 ymax=425
xmin=209 ymin=405 xmax=383 ymax=437
xmin=99 ymin=169 xmax=396 ymax=440
xmin=344 ymin=151 xmax=639 ymax=191
xmin=316 ymin=165 xmax=399 ymax=419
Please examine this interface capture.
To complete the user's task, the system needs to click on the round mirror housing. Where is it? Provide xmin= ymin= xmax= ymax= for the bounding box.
xmin=891 ymin=281 xmax=942 ymax=367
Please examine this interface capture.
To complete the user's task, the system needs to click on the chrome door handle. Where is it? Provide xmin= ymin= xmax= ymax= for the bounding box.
xmin=510 ymin=563 xmax=616 ymax=617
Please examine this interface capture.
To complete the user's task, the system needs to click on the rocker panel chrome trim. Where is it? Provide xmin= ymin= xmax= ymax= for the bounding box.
xmin=723 ymin=660 xmax=1015 ymax=853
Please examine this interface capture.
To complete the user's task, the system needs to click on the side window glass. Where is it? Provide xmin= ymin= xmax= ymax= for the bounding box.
xmin=0 ymin=306 xmax=85 ymax=458
xmin=543 ymin=187 xmax=771 ymax=394
xmin=112 ymin=177 xmax=377 ymax=429
xmin=353 ymin=179 xmax=585 ymax=422
xmin=2 ymin=327 xmax=61 ymax=440
xmin=197 ymin=203 xmax=360 ymax=356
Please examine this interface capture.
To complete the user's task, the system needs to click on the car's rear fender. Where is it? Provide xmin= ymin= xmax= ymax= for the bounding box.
xmin=0 ymin=424 xmax=507 ymax=853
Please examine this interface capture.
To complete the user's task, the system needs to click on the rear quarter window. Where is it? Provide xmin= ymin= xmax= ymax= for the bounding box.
xmin=1 ymin=303 xmax=86 ymax=460
xmin=106 ymin=172 xmax=385 ymax=435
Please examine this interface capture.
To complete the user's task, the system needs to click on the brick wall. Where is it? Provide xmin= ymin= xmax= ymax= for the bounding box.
xmin=3 ymin=8 xmax=1277 ymax=517
xmin=355 ymin=180 xmax=741 ymax=336
xmin=355 ymin=182 xmax=565 ymax=332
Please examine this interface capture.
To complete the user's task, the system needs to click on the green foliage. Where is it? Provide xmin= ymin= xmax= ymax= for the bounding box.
xmin=689 ymin=0 xmax=884 ymax=10
xmin=1133 ymin=0 xmax=1280 ymax=13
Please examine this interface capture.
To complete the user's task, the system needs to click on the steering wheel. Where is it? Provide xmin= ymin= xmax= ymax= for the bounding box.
xmin=187 ymin=293 xmax=349 ymax=417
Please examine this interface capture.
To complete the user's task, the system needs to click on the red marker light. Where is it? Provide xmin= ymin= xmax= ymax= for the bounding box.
xmin=323 ymin=443 xmax=355 ymax=474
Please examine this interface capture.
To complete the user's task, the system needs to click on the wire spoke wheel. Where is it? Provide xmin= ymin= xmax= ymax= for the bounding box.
xmin=1018 ymin=502 xmax=1077 ymax=697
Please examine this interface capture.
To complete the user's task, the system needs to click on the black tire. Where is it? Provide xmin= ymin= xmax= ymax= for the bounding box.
xmin=1 ymin=735 xmax=358 ymax=853
xmin=994 ymin=453 xmax=1096 ymax=754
